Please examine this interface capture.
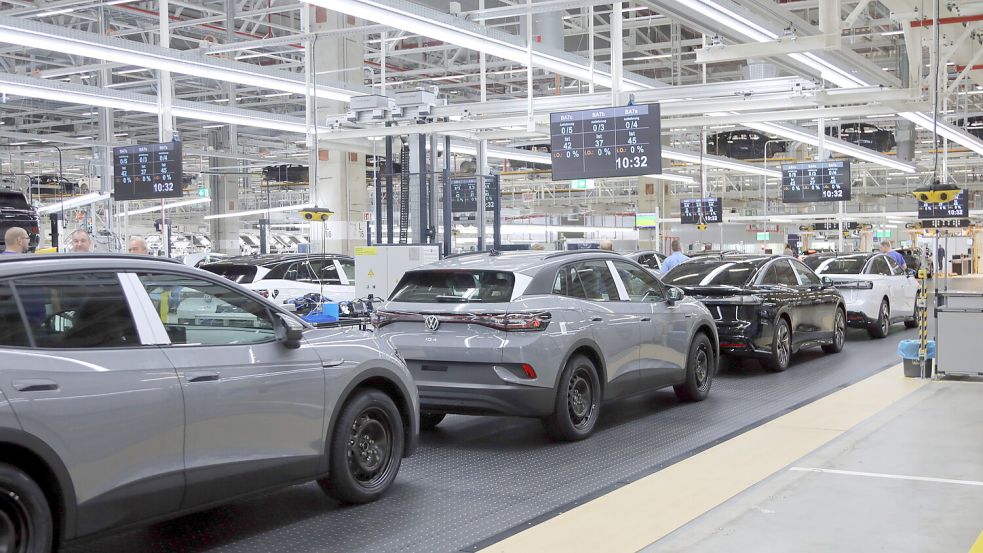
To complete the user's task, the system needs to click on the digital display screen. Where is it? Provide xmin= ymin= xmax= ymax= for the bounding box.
xmin=449 ymin=176 xmax=498 ymax=213
xmin=781 ymin=160 xmax=851 ymax=203
xmin=635 ymin=212 xmax=659 ymax=228
xmin=920 ymin=218 xmax=970 ymax=229
xmin=113 ymin=141 xmax=183 ymax=201
xmin=918 ymin=189 xmax=968 ymax=219
xmin=811 ymin=221 xmax=859 ymax=231
xmin=680 ymin=198 xmax=723 ymax=224
xmin=550 ymin=104 xmax=662 ymax=180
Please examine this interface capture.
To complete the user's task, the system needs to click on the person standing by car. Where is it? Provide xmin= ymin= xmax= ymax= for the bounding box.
xmin=660 ymin=240 xmax=690 ymax=274
xmin=68 ymin=229 xmax=93 ymax=252
xmin=880 ymin=240 xmax=906 ymax=270
xmin=127 ymin=237 xmax=150 ymax=255
xmin=2 ymin=227 xmax=30 ymax=254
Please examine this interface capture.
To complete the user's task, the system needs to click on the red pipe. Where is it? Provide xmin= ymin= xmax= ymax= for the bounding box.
xmin=911 ymin=14 xmax=983 ymax=27
xmin=954 ymin=64 xmax=983 ymax=71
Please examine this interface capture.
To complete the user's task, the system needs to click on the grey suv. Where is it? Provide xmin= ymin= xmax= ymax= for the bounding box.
xmin=0 ymin=254 xmax=418 ymax=552
xmin=376 ymin=251 xmax=718 ymax=441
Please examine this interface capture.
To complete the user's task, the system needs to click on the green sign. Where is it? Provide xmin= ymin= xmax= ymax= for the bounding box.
xmin=635 ymin=213 xmax=658 ymax=228
xmin=570 ymin=179 xmax=595 ymax=190
xmin=756 ymin=232 xmax=770 ymax=241
xmin=875 ymin=229 xmax=892 ymax=239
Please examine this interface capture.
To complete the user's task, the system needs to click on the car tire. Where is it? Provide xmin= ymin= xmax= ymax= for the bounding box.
xmin=419 ymin=412 xmax=446 ymax=431
xmin=0 ymin=462 xmax=53 ymax=553
xmin=674 ymin=333 xmax=714 ymax=402
xmin=905 ymin=307 xmax=919 ymax=329
xmin=543 ymin=355 xmax=601 ymax=442
xmin=822 ymin=308 xmax=846 ymax=354
xmin=319 ymin=389 xmax=404 ymax=504
xmin=767 ymin=317 xmax=792 ymax=372
xmin=868 ymin=300 xmax=890 ymax=339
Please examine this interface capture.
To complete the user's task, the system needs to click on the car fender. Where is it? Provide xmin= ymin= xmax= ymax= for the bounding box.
xmin=553 ymin=337 xmax=609 ymax=394
xmin=0 ymin=426 xmax=79 ymax=540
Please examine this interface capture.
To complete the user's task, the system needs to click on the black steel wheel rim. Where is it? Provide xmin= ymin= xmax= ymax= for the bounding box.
xmin=834 ymin=311 xmax=845 ymax=348
xmin=0 ymin=487 xmax=32 ymax=553
xmin=776 ymin=323 xmax=790 ymax=367
xmin=346 ymin=407 xmax=395 ymax=489
xmin=567 ymin=368 xmax=595 ymax=429
xmin=880 ymin=303 xmax=889 ymax=334
xmin=694 ymin=345 xmax=710 ymax=391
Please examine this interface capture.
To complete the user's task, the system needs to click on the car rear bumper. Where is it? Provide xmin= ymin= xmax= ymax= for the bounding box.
xmin=418 ymin=382 xmax=555 ymax=417
xmin=716 ymin=322 xmax=775 ymax=358
xmin=846 ymin=310 xmax=874 ymax=328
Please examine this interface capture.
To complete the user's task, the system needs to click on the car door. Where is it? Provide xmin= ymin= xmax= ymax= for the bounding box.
xmin=790 ymin=258 xmax=838 ymax=340
xmin=133 ymin=270 xmax=326 ymax=509
xmin=610 ymin=260 xmax=688 ymax=387
xmin=309 ymin=258 xmax=356 ymax=302
xmin=866 ymin=255 xmax=896 ymax=315
xmin=0 ymin=273 xmax=185 ymax=536
xmin=883 ymin=254 xmax=917 ymax=317
xmin=554 ymin=260 xmax=639 ymax=398
xmin=756 ymin=260 xmax=806 ymax=342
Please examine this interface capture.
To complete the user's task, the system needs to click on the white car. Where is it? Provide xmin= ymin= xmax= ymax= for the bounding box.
xmin=805 ymin=252 xmax=919 ymax=338
xmin=200 ymin=253 xmax=356 ymax=304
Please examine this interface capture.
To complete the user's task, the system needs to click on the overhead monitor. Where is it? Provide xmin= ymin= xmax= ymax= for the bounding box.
xmin=635 ymin=212 xmax=659 ymax=228
xmin=781 ymin=160 xmax=851 ymax=203
xmin=680 ymin=198 xmax=723 ymax=224
xmin=918 ymin=188 xmax=968 ymax=219
xmin=113 ymin=141 xmax=183 ymax=201
xmin=811 ymin=221 xmax=859 ymax=231
xmin=449 ymin=176 xmax=498 ymax=213
xmin=549 ymin=104 xmax=663 ymax=181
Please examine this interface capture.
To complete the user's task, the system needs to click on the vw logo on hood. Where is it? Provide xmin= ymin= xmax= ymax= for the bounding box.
xmin=424 ymin=315 xmax=440 ymax=331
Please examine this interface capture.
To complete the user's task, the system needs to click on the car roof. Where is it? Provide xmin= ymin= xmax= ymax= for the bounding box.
xmin=202 ymin=253 xmax=352 ymax=267
xmin=678 ymin=255 xmax=776 ymax=267
xmin=411 ymin=249 xmax=628 ymax=274
xmin=0 ymin=253 xmax=187 ymax=277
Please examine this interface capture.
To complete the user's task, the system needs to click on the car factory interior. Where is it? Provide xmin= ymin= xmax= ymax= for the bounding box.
xmin=0 ymin=1 xmax=981 ymax=552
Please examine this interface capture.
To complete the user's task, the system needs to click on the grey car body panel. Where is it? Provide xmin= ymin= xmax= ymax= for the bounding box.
xmin=379 ymin=251 xmax=717 ymax=418
xmin=0 ymin=254 xmax=418 ymax=542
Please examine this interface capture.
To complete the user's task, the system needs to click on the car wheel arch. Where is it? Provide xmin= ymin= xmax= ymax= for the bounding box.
xmin=322 ymin=366 xmax=418 ymax=472
xmin=556 ymin=340 xmax=607 ymax=399
xmin=693 ymin=324 xmax=718 ymax=368
xmin=0 ymin=428 xmax=77 ymax=543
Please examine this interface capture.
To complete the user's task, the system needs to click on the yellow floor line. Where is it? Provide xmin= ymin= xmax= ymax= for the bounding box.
xmin=480 ymin=367 xmax=927 ymax=553
xmin=969 ymin=531 xmax=983 ymax=553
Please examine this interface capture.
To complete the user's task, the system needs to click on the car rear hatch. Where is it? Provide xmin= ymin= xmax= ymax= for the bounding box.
xmin=681 ymin=285 xmax=763 ymax=341
xmin=377 ymin=269 xmax=548 ymax=383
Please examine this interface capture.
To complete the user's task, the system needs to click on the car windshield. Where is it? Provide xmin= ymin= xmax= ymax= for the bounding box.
xmin=0 ymin=192 xmax=30 ymax=210
xmin=815 ymin=256 xmax=867 ymax=274
xmin=662 ymin=261 xmax=757 ymax=287
xmin=199 ymin=264 xmax=258 ymax=284
xmin=390 ymin=270 xmax=515 ymax=303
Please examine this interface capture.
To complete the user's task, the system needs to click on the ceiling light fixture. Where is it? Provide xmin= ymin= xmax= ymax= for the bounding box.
xmin=116 ymin=197 xmax=212 ymax=217
xmin=203 ymin=203 xmax=315 ymax=220
xmin=37 ymin=192 xmax=110 ymax=214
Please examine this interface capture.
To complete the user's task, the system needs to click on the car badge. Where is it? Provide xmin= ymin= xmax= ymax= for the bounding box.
xmin=424 ymin=315 xmax=440 ymax=331
xmin=272 ymin=289 xmax=279 ymax=298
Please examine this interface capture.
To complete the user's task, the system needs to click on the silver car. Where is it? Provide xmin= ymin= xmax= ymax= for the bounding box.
xmin=376 ymin=251 xmax=718 ymax=441
xmin=0 ymin=254 xmax=418 ymax=552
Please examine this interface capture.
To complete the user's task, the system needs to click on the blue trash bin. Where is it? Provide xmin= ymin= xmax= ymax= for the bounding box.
xmin=898 ymin=339 xmax=935 ymax=377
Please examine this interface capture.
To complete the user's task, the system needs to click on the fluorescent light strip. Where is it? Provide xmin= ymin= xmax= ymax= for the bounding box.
xmin=645 ymin=173 xmax=696 ymax=184
xmin=0 ymin=16 xmax=354 ymax=102
xmin=37 ymin=192 xmax=110 ymax=214
xmin=662 ymin=148 xmax=781 ymax=178
xmin=116 ymin=197 xmax=211 ymax=217
xmin=898 ymin=112 xmax=983 ymax=157
xmin=747 ymin=121 xmax=917 ymax=173
xmin=203 ymin=203 xmax=314 ymax=220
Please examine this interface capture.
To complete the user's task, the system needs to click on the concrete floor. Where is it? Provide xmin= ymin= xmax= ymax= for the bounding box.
xmin=644 ymin=380 xmax=983 ymax=553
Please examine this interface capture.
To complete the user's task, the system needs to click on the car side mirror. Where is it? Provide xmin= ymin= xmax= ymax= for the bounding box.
xmin=275 ymin=312 xmax=305 ymax=349
xmin=667 ymin=286 xmax=685 ymax=305
xmin=821 ymin=276 xmax=834 ymax=287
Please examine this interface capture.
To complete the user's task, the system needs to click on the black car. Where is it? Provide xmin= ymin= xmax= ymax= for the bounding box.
xmin=0 ymin=190 xmax=40 ymax=252
xmin=29 ymin=175 xmax=82 ymax=195
xmin=661 ymin=255 xmax=846 ymax=371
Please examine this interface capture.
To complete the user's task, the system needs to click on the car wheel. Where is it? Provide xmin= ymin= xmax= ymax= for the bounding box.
xmin=543 ymin=355 xmax=600 ymax=441
xmin=674 ymin=333 xmax=714 ymax=402
xmin=319 ymin=389 xmax=404 ymax=504
xmin=868 ymin=300 xmax=890 ymax=339
xmin=0 ymin=462 xmax=53 ymax=553
xmin=822 ymin=308 xmax=846 ymax=353
xmin=419 ymin=412 xmax=446 ymax=431
xmin=767 ymin=318 xmax=792 ymax=372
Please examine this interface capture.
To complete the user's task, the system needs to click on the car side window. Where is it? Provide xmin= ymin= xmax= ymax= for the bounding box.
xmin=612 ymin=261 xmax=665 ymax=302
xmin=790 ymin=259 xmax=822 ymax=286
xmin=635 ymin=254 xmax=658 ymax=269
xmin=13 ymin=273 xmax=141 ymax=349
xmin=869 ymin=256 xmax=892 ymax=276
xmin=884 ymin=255 xmax=903 ymax=275
xmin=306 ymin=259 xmax=342 ymax=285
xmin=552 ymin=261 xmax=618 ymax=301
xmin=138 ymin=273 xmax=276 ymax=346
xmin=338 ymin=259 xmax=355 ymax=282
xmin=552 ymin=263 xmax=589 ymax=299
xmin=773 ymin=260 xmax=799 ymax=286
xmin=0 ymin=283 xmax=30 ymax=347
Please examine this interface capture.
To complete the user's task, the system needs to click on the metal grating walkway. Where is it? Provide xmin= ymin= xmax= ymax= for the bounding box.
xmin=64 ymin=325 xmax=916 ymax=553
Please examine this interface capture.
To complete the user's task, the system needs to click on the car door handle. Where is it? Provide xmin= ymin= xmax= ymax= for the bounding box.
xmin=11 ymin=379 xmax=58 ymax=392
xmin=640 ymin=317 xmax=652 ymax=322
xmin=322 ymin=359 xmax=344 ymax=368
xmin=185 ymin=371 xmax=220 ymax=383
xmin=591 ymin=317 xmax=603 ymax=322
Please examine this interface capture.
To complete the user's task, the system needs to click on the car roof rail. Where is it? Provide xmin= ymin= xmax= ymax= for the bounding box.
xmin=0 ymin=253 xmax=182 ymax=264
xmin=544 ymin=250 xmax=623 ymax=260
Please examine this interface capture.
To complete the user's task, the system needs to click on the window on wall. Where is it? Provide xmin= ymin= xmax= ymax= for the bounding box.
xmin=139 ymin=273 xmax=276 ymax=346
xmin=13 ymin=273 xmax=140 ymax=348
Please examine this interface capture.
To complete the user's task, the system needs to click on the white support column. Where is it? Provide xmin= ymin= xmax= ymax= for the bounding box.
xmin=588 ymin=5 xmax=595 ymax=94
xmin=479 ymin=0 xmax=487 ymax=103
xmin=610 ymin=1 xmax=623 ymax=106
xmin=158 ymin=0 xmax=173 ymax=143
xmin=477 ymin=140 xmax=488 ymax=250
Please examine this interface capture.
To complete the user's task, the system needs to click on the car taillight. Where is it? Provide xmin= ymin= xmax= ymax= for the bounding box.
xmin=475 ymin=312 xmax=551 ymax=331
xmin=521 ymin=363 xmax=537 ymax=378
xmin=30 ymin=226 xmax=39 ymax=234
xmin=834 ymin=280 xmax=874 ymax=289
